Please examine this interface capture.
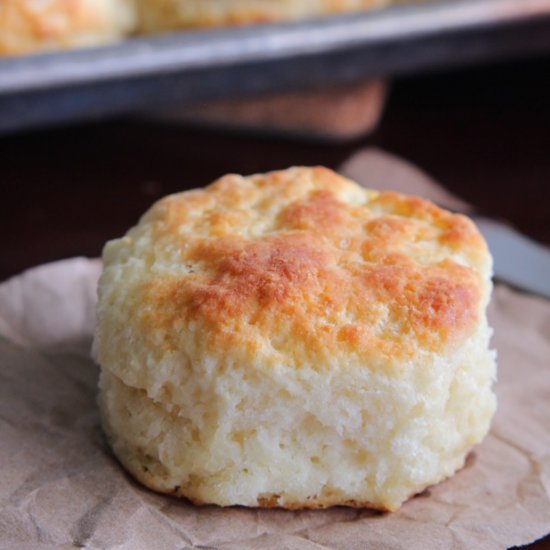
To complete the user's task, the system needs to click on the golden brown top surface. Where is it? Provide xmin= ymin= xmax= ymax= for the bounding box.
xmin=102 ymin=167 xmax=491 ymax=366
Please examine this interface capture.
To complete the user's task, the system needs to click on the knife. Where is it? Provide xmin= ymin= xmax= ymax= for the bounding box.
xmin=341 ymin=148 xmax=550 ymax=299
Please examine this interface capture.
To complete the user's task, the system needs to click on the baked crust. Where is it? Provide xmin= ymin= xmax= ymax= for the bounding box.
xmin=132 ymin=167 xmax=487 ymax=365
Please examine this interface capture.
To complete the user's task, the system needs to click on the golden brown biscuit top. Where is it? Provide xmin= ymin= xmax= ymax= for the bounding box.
xmin=103 ymin=167 xmax=491 ymax=367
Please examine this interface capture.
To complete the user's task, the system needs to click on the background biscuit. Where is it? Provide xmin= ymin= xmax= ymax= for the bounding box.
xmin=0 ymin=0 xmax=136 ymax=55
xmin=136 ymin=0 xmax=391 ymax=33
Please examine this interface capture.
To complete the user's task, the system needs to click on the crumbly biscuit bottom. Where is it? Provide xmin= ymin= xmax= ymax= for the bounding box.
xmin=98 ymin=349 xmax=493 ymax=512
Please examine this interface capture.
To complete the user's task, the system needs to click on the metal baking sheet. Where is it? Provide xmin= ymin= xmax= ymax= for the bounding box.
xmin=1 ymin=0 xmax=550 ymax=133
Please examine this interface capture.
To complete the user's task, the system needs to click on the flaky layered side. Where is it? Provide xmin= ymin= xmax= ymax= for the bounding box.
xmin=0 ymin=0 xmax=135 ymax=55
xmin=95 ymin=166 xmax=496 ymax=511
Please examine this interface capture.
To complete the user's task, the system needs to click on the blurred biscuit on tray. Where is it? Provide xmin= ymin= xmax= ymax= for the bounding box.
xmin=0 ymin=0 xmax=424 ymax=55
xmin=0 ymin=0 xmax=136 ymax=55
xmin=136 ymin=0 xmax=393 ymax=33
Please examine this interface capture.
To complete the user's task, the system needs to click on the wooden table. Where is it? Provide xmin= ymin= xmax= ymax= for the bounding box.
xmin=1 ymin=53 xmax=549 ymax=549
xmin=2 ymin=56 xmax=550 ymax=281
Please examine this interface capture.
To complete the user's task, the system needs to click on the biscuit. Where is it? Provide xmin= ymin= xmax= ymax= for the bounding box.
xmin=0 ymin=0 xmax=136 ymax=55
xmin=136 ymin=0 xmax=392 ymax=33
xmin=94 ymin=166 xmax=496 ymax=511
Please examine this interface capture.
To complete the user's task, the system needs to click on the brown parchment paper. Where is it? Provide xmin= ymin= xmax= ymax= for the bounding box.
xmin=1 ymin=164 xmax=550 ymax=550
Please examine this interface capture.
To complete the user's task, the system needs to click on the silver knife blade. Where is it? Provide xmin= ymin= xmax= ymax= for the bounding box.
xmin=340 ymin=148 xmax=550 ymax=298
xmin=473 ymin=217 xmax=550 ymax=299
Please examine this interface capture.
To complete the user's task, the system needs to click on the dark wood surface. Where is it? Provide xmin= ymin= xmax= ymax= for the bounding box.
xmin=2 ymin=56 xmax=550 ymax=282
xmin=0 ymin=53 xmax=549 ymax=549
